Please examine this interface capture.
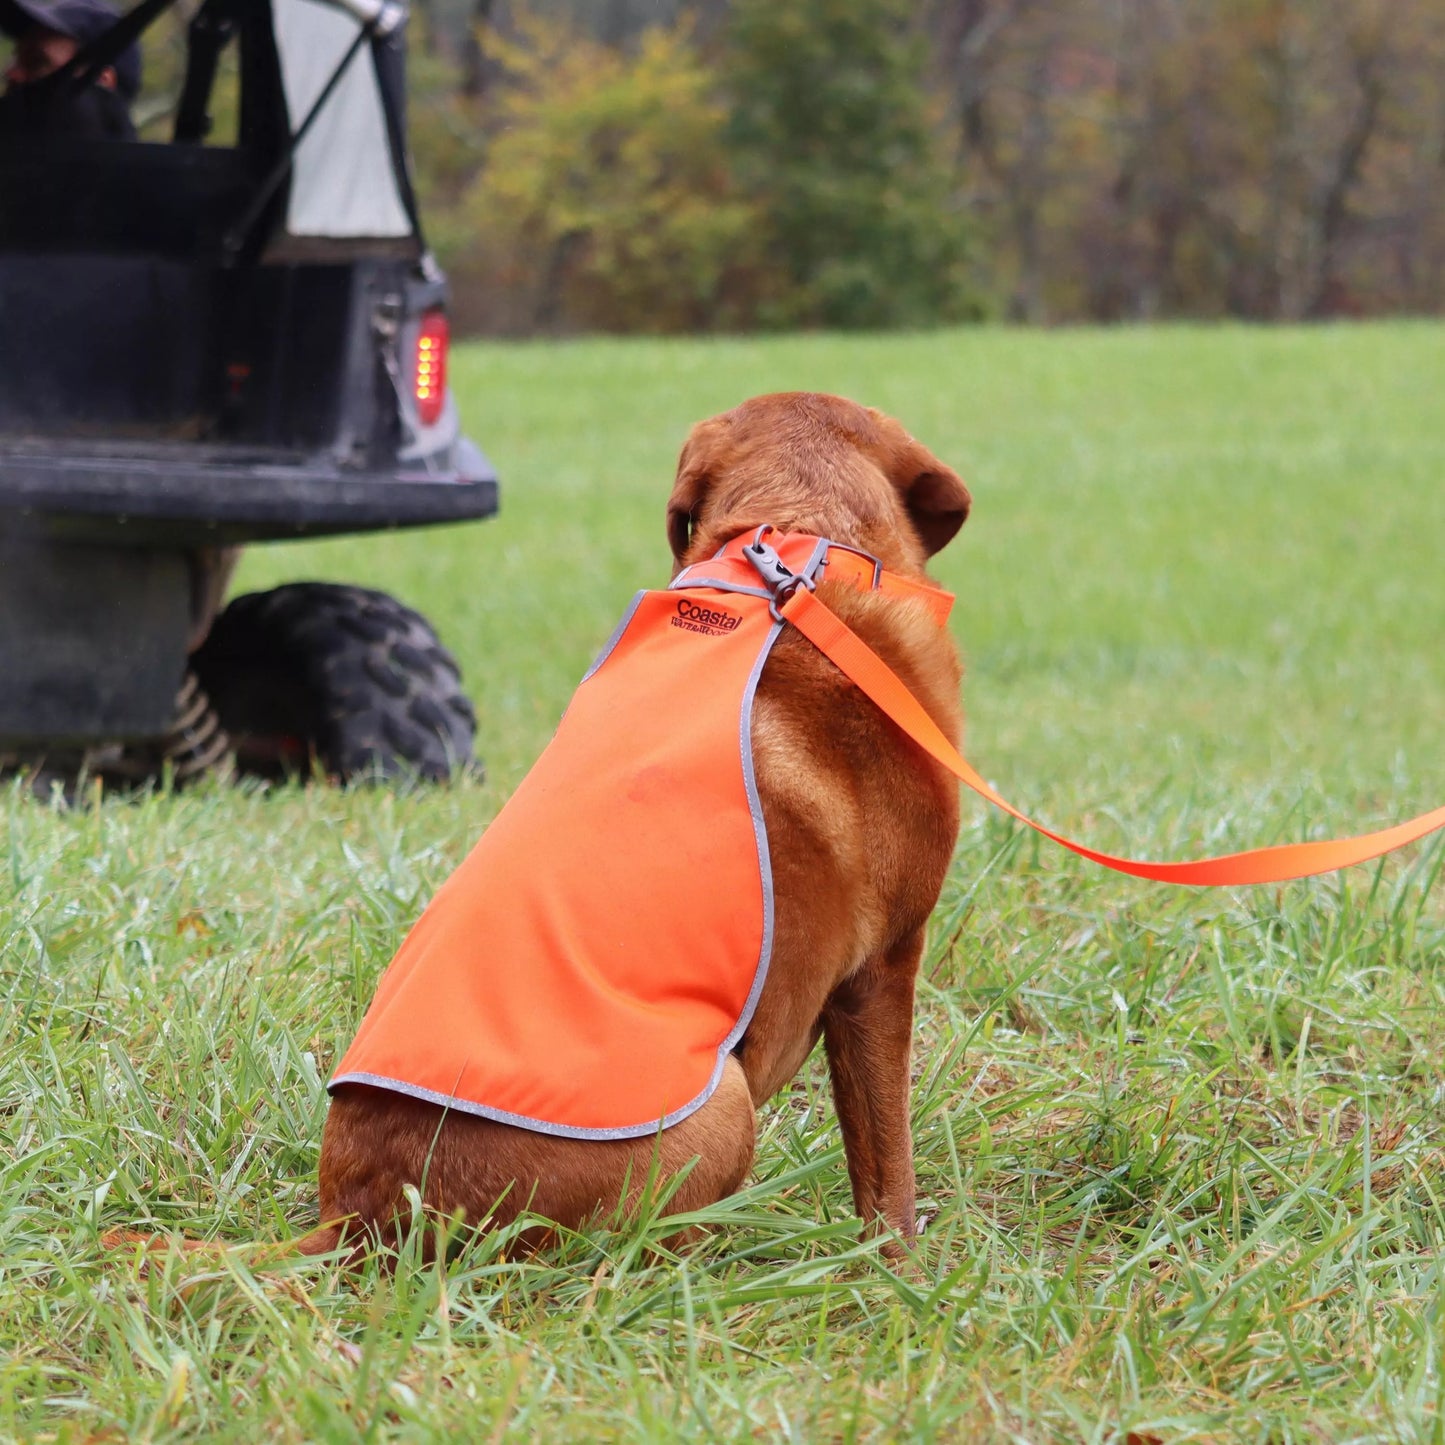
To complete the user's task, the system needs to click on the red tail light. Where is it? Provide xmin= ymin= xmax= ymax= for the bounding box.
xmin=414 ymin=309 xmax=449 ymax=427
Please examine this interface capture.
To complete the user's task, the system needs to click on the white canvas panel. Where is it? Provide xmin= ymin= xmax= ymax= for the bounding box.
xmin=273 ymin=0 xmax=412 ymax=238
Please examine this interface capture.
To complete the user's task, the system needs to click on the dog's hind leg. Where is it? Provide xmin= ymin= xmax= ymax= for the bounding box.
xmin=474 ymin=1053 xmax=759 ymax=1244
xmin=625 ymin=1053 xmax=758 ymax=1245
xmin=317 ymin=1056 xmax=757 ymax=1257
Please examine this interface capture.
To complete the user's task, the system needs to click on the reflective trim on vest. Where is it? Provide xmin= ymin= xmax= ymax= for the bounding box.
xmin=330 ymin=535 xmax=830 ymax=1139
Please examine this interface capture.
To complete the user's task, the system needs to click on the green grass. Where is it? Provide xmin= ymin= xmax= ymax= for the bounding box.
xmin=4 ymin=322 xmax=1445 ymax=1442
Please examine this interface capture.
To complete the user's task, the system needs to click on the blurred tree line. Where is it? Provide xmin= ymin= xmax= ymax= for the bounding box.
xmin=411 ymin=0 xmax=972 ymax=331
xmin=398 ymin=0 xmax=1445 ymax=330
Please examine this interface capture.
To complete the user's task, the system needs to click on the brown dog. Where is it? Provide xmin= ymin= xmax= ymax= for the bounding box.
xmin=268 ymin=393 xmax=968 ymax=1262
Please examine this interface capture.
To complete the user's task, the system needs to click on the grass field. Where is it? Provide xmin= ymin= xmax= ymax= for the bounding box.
xmin=4 ymin=323 xmax=1445 ymax=1442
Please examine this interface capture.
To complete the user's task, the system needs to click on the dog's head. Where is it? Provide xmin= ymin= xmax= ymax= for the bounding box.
xmin=667 ymin=393 xmax=970 ymax=574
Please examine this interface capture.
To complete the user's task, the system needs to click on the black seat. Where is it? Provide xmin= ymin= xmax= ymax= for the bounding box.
xmin=0 ymin=138 xmax=260 ymax=256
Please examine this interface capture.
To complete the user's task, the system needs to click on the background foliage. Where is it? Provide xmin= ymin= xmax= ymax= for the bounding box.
xmin=410 ymin=0 xmax=1445 ymax=330
xmin=438 ymin=19 xmax=764 ymax=334
xmin=102 ymin=0 xmax=1443 ymax=332
xmin=721 ymin=0 xmax=973 ymax=329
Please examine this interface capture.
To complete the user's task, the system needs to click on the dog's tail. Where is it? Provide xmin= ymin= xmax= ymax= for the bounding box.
xmin=100 ymin=1221 xmax=349 ymax=1263
xmin=293 ymin=1222 xmax=347 ymax=1255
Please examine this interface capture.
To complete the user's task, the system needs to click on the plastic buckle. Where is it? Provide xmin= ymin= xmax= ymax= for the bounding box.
xmin=741 ymin=529 xmax=816 ymax=622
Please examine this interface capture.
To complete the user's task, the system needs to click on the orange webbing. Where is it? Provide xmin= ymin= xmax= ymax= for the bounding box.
xmin=780 ymin=587 xmax=1445 ymax=885
xmin=818 ymin=548 xmax=955 ymax=625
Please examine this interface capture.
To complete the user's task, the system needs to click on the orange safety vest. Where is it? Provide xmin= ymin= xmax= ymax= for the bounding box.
xmin=330 ymin=531 xmax=952 ymax=1138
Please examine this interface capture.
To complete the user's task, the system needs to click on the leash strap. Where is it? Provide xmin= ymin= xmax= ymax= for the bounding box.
xmin=778 ymin=586 xmax=1445 ymax=885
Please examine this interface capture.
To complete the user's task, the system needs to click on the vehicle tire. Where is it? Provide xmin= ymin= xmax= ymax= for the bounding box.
xmin=191 ymin=583 xmax=477 ymax=783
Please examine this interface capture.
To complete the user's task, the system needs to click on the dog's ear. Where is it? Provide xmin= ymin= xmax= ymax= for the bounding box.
xmin=904 ymin=460 xmax=972 ymax=555
xmin=667 ymin=417 xmax=730 ymax=560
xmin=872 ymin=416 xmax=971 ymax=557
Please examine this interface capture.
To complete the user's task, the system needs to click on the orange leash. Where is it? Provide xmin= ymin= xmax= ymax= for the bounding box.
xmin=779 ymin=585 xmax=1445 ymax=886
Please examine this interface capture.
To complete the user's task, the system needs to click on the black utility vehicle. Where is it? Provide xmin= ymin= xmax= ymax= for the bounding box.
xmin=0 ymin=0 xmax=497 ymax=785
